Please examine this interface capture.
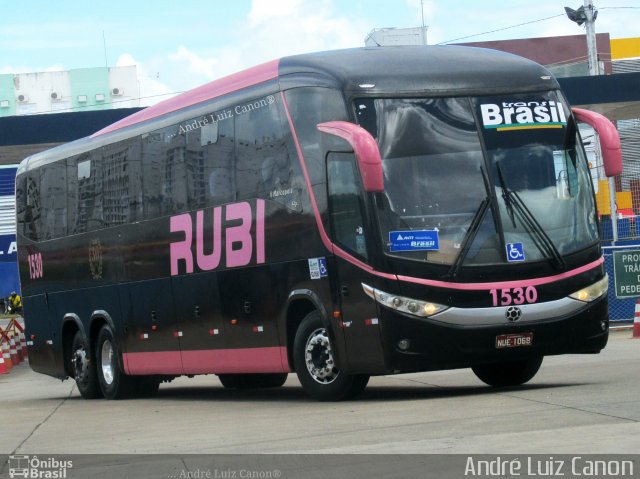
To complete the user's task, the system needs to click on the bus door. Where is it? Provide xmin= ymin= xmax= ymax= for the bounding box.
xmin=171 ymin=273 xmax=226 ymax=373
xmin=327 ymin=152 xmax=386 ymax=372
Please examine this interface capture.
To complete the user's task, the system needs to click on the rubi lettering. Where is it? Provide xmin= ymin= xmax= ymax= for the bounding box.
xmin=170 ymin=214 xmax=194 ymax=276
xmin=170 ymin=200 xmax=265 ymax=276
xmin=196 ymin=207 xmax=222 ymax=270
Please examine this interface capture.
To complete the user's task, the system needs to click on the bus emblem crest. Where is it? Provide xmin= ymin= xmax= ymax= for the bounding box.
xmin=89 ymin=239 xmax=103 ymax=280
xmin=505 ymin=306 xmax=522 ymax=322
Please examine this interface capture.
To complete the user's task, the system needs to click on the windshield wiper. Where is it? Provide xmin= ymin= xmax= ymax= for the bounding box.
xmin=496 ymin=162 xmax=566 ymax=269
xmin=446 ymin=166 xmax=492 ymax=279
xmin=497 ymin=162 xmax=517 ymax=228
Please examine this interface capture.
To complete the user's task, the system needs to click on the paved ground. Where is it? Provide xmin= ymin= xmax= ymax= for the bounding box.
xmin=1 ymin=330 xmax=638 ymax=478
xmin=0 ymin=330 xmax=640 ymax=479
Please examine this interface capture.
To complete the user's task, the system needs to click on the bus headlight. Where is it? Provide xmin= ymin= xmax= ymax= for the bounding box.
xmin=569 ymin=275 xmax=608 ymax=302
xmin=362 ymin=283 xmax=449 ymax=318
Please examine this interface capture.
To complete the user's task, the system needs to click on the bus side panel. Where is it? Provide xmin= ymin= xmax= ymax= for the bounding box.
xmin=119 ymin=278 xmax=183 ymax=375
xmin=22 ymin=294 xmax=62 ymax=378
xmin=172 ymin=272 xmax=228 ymax=374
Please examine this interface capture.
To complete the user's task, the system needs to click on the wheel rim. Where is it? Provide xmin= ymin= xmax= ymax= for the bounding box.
xmin=304 ymin=327 xmax=339 ymax=384
xmin=100 ymin=339 xmax=115 ymax=385
xmin=71 ymin=347 xmax=89 ymax=384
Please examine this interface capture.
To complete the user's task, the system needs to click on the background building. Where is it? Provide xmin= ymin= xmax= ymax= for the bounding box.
xmin=365 ymin=27 xmax=428 ymax=47
xmin=0 ymin=65 xmax=139 ymax=117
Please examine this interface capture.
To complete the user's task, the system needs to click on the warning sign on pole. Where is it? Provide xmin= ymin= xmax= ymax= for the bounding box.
xmin=613 ymin=250 xmax=640 ymax=298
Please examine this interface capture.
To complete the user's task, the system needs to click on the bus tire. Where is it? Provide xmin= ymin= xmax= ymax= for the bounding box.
xmin=218 ymin=373 xmax=288 ymax=389
xmin=96 ymin=324 xmax=136 ymax=399
xmin=293 ymin=311 xmax=369 ymax=401
xmin=70 ymin=330 xmax=102 ymax=399
xmin=472 ymin=356 xmax=543 ymax=387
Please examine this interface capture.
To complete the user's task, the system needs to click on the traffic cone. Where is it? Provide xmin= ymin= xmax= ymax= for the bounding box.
xmin=0 ymin=352 xmax=8 ymax=374
xmin=9 ymin=334 xmax=19 ymax=365
xmin=1 ymin=339 xmax=12 ymax=371
xmin=20 ymin=332 xmax=28 ymax=360
xmin=634 ymin=300 xmax=640 ymax=338
xmin=15 ymin=332 xmax=23 ymax=362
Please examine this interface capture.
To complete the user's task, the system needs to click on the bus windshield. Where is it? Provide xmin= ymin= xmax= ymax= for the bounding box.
xmin=355 ymin=92 xmax=598 ymax=267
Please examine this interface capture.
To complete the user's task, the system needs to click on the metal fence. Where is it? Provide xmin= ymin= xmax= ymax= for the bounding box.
xmin=596 ymin=116 xmax=640 ymax=322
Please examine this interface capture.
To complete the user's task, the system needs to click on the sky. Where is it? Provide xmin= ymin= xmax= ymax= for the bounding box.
xmin=1 ymin=0 xmax=639 ymax=105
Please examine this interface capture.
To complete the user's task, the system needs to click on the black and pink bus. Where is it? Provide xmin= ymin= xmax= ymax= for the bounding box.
xmin=16 ymin=46 xmax=622 ymax=401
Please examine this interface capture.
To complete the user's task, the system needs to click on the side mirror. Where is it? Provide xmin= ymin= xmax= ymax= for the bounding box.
xmin=317 ymin=121 xmax=384 ymax=192
xmin=572 ymin=108 xmax=622 ymax=177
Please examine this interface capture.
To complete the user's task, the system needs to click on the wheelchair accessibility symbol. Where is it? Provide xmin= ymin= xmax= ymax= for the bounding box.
xmin=506 ymin=243 xmax=525 ymax=262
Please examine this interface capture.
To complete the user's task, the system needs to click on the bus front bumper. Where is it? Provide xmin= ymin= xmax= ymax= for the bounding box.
xmin=378 ymin=296 xmax=608 ymax=374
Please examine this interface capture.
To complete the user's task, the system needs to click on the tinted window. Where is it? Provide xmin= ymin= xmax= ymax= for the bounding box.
xmin=102 ymin=140 xmax=142 ymax=227
xmin=73 ymin=151 xmax=104 ymax=233
xmin=328 ymin=152 xmax=369 ymax=260
xmin=201 ymin=111 xmax=235 ymax=206
xmin=16 ymin=173 xmax=41 ymax=241
xmin=355 ymin=97 xmax=488 ymax=265
xmin=39 ymin=161 xmax=67 ymax=239
xmin=235 ymin=95 xmax=291 ymax=202
xmin=284 ymin=87 xmax=347 ymax=184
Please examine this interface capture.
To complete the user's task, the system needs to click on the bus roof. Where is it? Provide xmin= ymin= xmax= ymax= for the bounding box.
xmin=95 ymin=45 xmax=554 ymax=138
xmin=280 ymin=45 xmax=556 ymax=95
xmin=20 ymin=45 xmax=557 ymax=173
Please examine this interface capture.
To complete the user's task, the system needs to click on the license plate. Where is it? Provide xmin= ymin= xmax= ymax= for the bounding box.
xmin=496 ymin=332 xmax=533 ymax=349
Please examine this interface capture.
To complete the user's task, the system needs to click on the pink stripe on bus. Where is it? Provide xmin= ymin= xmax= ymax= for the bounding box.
xmin=92 ymin=59 xmax=280 ymax=137
xmin=397 ymin=257 xmax=605 ymax=291
xmin=123 ymin=346 xmax=289 ymax=375
xmin=123 ymin=350 xmax=183 ymax=375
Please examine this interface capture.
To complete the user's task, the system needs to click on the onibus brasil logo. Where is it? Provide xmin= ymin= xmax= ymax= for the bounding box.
xmin=8 ymin=455 xmax=73 ymax=478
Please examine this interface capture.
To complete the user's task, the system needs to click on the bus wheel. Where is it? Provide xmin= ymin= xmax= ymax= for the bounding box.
xmin=293 ymin=311 xmax=369 ymax=401
xmin=472 ymin=356 xmax=543 ymax=387
xmin=218 ymin=373 xmax=288 ymax=389
xmin=70 ymin=331 xmax=101 ymax=399
xmin=96 ymin=324 xmax=136 ymax=399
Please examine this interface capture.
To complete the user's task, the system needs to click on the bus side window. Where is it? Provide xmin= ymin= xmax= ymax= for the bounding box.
xmin=141 ymin=127 xmax=179 ymax=219
xmin=327 ymin=152 xmax=369 ymax=260
xmin=39 ymin=161 xmax=67 ymax=239
xmin=204 ymin=111 xmax=235 ymax=207
xmin=235 ymin=95 xmax=292 ymax=202
xmin=72 ymin=151 xmax=104 ymax=233
xmin=284 ymin=87 xmax=349 ymax=215
xmin=16 ymin=174 xmax=40 ymax=241
xmin=102 ymin=140 xmax=141 ymax=227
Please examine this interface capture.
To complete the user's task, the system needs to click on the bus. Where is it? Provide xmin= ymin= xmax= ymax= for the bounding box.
xmin=16 ymin=46 xmax=622 ymax=401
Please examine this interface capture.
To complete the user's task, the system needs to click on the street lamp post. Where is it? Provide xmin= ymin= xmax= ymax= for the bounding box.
xmin=583 ymin=0 xmax=599 ymax=75
xmin=564 ymin=0 xmax=599 ymax=75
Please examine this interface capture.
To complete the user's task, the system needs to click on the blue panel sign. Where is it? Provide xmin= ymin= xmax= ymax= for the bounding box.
xmin=389 ymin=230 xmax=439 ymax=252
xmin=0 ymin=234 xmax=17 ymax=262
xmin=506 ymin=242 xmax=526 ymax=262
